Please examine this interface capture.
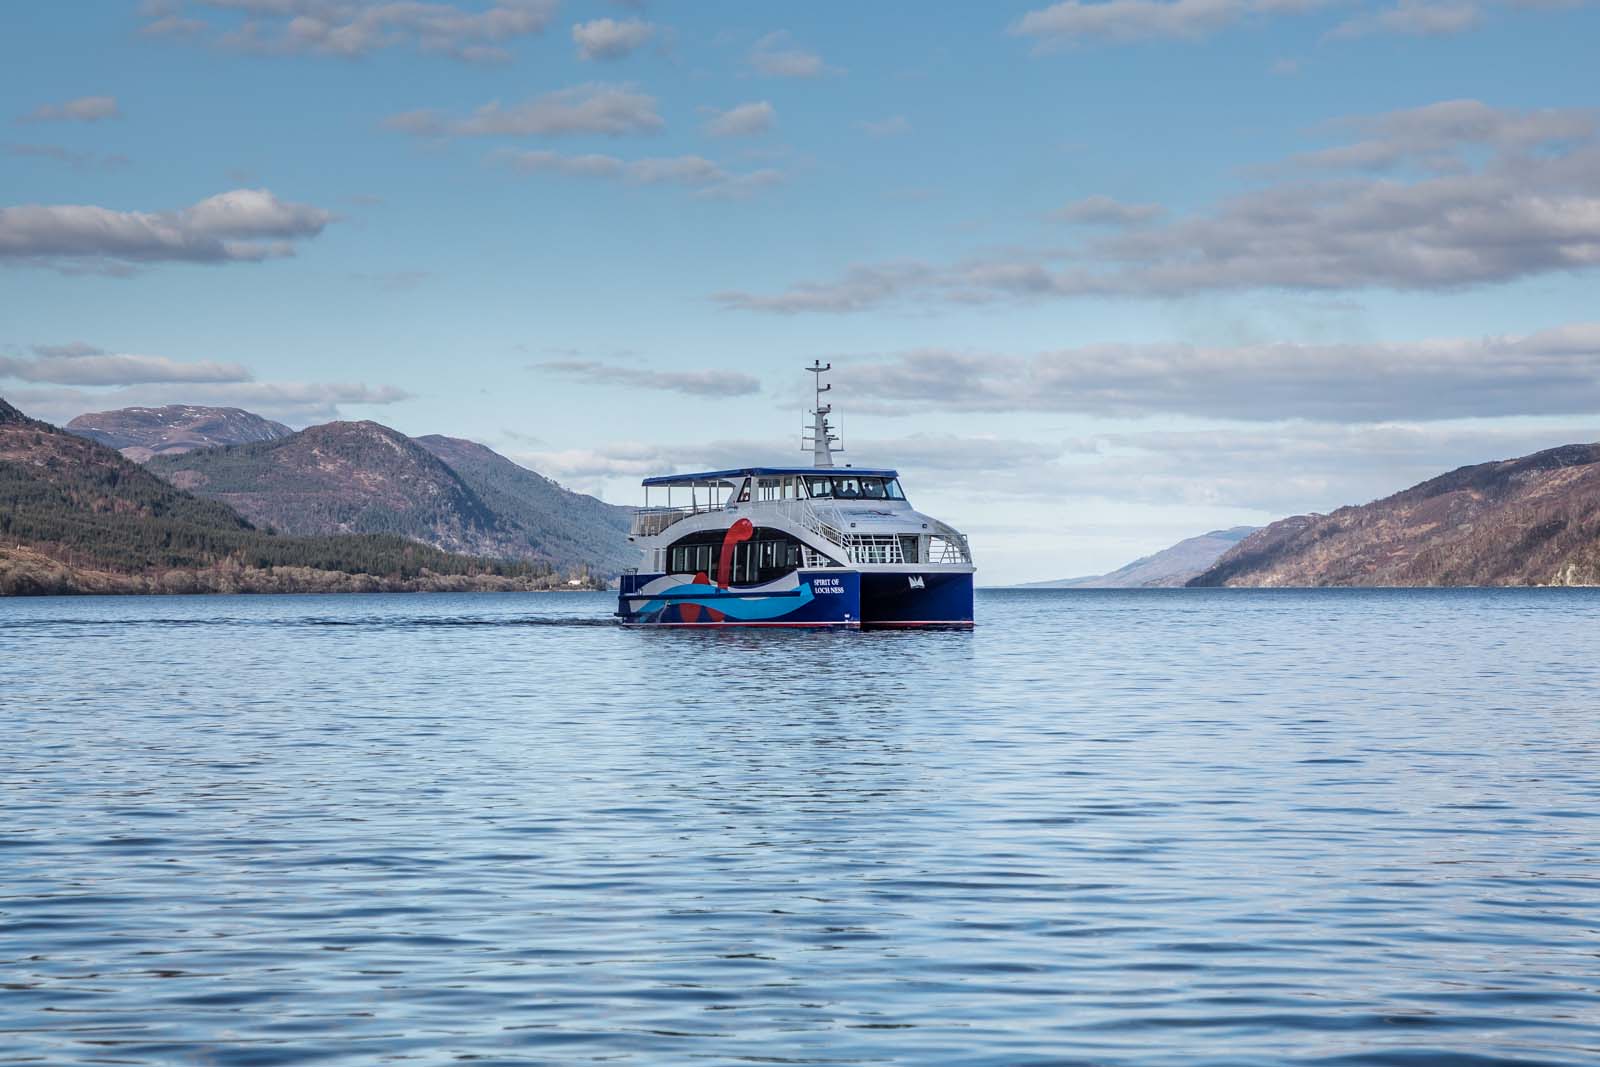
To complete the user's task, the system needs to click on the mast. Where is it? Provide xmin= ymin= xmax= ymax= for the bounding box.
xmin=803 ymin=359 xmax=842 ymax=468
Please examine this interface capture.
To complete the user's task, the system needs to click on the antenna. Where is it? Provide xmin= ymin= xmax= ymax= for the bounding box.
xmin=801 ymin=359 xmax=843 ymax=468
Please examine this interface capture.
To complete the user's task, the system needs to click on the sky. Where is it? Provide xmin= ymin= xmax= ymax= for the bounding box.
xmin=2 ymin=0 xmax=1599 ymax=584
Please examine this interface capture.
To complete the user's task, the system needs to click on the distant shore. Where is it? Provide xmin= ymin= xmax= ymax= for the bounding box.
xmin=0 ymin=546 xmax=609 ymax=597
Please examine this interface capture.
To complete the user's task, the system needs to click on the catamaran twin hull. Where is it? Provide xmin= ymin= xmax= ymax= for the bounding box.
xmin=617 ymin=569 xmax=974 ymax=629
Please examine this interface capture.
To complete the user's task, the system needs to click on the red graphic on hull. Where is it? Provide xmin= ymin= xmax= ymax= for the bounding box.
xmin=716 ymin=518 xmax=755 ymax=590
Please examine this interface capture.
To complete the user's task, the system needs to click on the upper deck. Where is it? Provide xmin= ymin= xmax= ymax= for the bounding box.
xmin=631 ymin=467 xmax=909 ymax=537
xmin=625 ymin=362 xmax=973 ymax=568
xmin=642 ymin=465 xmax=898 ymax=488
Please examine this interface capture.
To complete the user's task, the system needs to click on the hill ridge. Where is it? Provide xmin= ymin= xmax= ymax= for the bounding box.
xmin=67 ymin=404 xmax=293 ymax=461
xmin=0 ymin=395 xmax=562 ymax=596
xmin=1190 ymin=442 xmax=1600 ymax=587
xmin=147 ymin=419 xmax=633 ymax=574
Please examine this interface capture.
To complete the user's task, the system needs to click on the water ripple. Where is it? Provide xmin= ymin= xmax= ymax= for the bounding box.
xmin=2 ymin=588 xmax=1598 ymax=1065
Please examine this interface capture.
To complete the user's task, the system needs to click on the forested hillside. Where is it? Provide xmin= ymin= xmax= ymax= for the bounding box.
xmin=415 ymin=434 xmax=634 ymax=575
xmin=0 ymin=398 xmax=567 ymax=595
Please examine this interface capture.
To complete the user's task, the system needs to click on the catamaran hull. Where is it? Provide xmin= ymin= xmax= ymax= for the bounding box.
xmin=616 ymin=569 xmax=974 ymax=629
xmin=860 ymin=570 xmax=974 ymax=628
xmin=616 ymin=570 xmax=862 ymax=628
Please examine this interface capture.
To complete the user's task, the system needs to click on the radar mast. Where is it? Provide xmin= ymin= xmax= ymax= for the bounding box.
xmin=803 ymin=360 xmax=843 ymax=468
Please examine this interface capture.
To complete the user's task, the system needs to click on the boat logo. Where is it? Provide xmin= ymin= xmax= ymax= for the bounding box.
xmin=907 ymin=576 xmax=926 ymax=590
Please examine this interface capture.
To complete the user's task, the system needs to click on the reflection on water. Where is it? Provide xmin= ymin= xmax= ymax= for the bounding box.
xmin=3 ymin=589 xmax=1599 ymax=1066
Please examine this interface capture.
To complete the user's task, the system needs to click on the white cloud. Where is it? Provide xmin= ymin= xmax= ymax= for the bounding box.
xmin=0 ymin=188 xmax=334 ymax=272
xmin=572 ymin=17 xmax=653 ymax=60
xmin=31 ymin=342 xmax=105 ymax=359
xmin=0 ymin=345 xmax=252 ymax=386
xmin=537 ymin=360 xmax=762 ymax=396
xmin=18 ymin=95 xmax=121 ymax=123
xmin=1291 ymin=99 xmax=1595 ymax=171
xmin=1052 ymin=422 xmax=1600 ymax=514
xmin=715 ymin=101 xmax=1600 ymax=310
xmin=1051 ymin=194 xmax=1163 ymax=225
xmin=495 ymin=149 xmax=781 ymax=198
xmin=829 ymin=325 xmax=1600 ymax=422
xmin=703 ymin=101 xmax=776 ymax=138
xmin=139 ymin=0 xmax=557 ymax=63
xmin=385 ymin=84 xmax=662 ymax=138
xmin=1330 ymin=0 xmax=1481 ymax=37
xmin=1012 ymin=0 xmax=1328 ymax=46
xmin=748 ymin=31 xmax=830 ymax=78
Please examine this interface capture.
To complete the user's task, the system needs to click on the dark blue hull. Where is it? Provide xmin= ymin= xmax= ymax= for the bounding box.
xmin=617 ymin=569 xmax=975 ymax=628
xmin=617 ymin=571 xmax=861 ymax=627
xmin=859 ymin=570 xmax=974 ymax=628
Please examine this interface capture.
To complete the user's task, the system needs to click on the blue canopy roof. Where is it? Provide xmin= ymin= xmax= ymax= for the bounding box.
xmin=642 ymin=465 xmax=899 ymax=487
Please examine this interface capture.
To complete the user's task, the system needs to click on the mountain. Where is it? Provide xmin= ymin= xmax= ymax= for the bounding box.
xmin=1021 ymin=527 xmax=1257 ymax=588
xmin=147 ymin=421 xmax=524 ymax=557
xmin=414 ymin=435 xmax=635 ymax=576
xmin=148 ymin=421 xmax=633 ymax=574
xmin=0 ymin=397 xmax=561 ymax=596
xmin=1189 ymin=443 xmax=1600 ymax=587
xmin=66 ymin=405 xmax=292 ymax=462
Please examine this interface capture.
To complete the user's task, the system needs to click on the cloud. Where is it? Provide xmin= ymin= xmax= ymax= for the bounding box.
xmin=715 ymin=101 xmax=1600 ymax=310
xmin=6 ymin=143 xmax=132 ymax=171
xmin=1051 ymin=194 xmax=1163 ymax=225
xmin=138 ymin=0 xmax=557 ymax=63
xmin=0 ymin=188 xmax=334 ymax=272
xmin=513 ymin=420 xmax=1600 ymax=523
xmin=385 ymin=84 xmax=662 ymax=139
xmin=494 ymin=149 xmax=782 ymax=198
xmin=829 ymin=325 xmax=1600 ymax=423
xmin=7 ymin=380 xmax=411 ymax=427
xmin=857 ymin=115 xmax=911 ymax=138
xmin=0 ymin=346 xmax=252 ymax=386
xmin=572 ymin=17 xmax=653 ymax=60
xmin=1053 ymin=422 xmax=1600 ymax=514
xmin=703 ymin=101 xmax=776 ymax=138
xmin=31 ymin=342 xmax=105 ymax=359
xmin=714 ymin=263 xmax=931 ymax=313
xmin=748 ymin=31 xmax=830 ymax=78
xmin=507 ymin=431 xmax=1063 ymax=491
xmin=537 ymin=360 xmax=762 ymax=396
xmin=1330 ymin=0 xmax=1481 ymax=37
xmin=18 ymin=95 xmax=121 ymax=123
xmin=1291 ymin=99 xmax=1596 ymax=171
xmin=1011 ymin=0 xmax=1328 ymax=46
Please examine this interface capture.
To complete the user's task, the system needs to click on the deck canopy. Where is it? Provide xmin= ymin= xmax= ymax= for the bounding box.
xmin=642 ymin=466 xmax=899 ymax=488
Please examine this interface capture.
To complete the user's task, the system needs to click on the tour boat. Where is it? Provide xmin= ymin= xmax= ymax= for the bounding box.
xmin=616 ymin=362 xmax=975 ymax=628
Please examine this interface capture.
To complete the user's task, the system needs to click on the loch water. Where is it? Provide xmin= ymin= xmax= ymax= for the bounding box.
xmin=3 ymin=588 xmax=1599 ymax=1067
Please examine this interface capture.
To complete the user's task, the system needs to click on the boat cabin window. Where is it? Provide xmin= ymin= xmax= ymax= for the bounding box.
xmin=666 ymin=527 xmax=805 ymax=584
xmin=755 ymin=477 xmax=797 ymax=502
xmin=803 ymin=476 xmax=905 ymax=501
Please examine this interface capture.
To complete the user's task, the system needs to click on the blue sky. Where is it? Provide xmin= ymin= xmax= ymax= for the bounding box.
xmin=3 ymin=0 xmax=1600 ymax=583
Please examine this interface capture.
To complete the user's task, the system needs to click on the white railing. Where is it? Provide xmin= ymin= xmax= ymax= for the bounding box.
xmin=633 ymin=498 xmax=973 ymax=567
xmin=772 ymin=500 xmax=849 ymax=549
xmin=846 ymin=534 xmax=906 ymax=565
xmin=630 ymin=503 xmax=727 ymax=537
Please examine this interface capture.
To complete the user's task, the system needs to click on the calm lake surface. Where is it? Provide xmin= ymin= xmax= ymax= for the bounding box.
xmin=4 ymin=589 xmax=1599 ymax=1066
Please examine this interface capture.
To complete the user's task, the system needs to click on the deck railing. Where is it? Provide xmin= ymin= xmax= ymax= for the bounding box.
xmin=631 ymin=499 xmax=973 ymax=567
xmin=630 ymin=503 xmax=727 ymax=538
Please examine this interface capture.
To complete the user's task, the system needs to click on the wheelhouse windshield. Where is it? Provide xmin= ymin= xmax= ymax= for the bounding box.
xmin=804 ymin=476 xmax=905 ymax=501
